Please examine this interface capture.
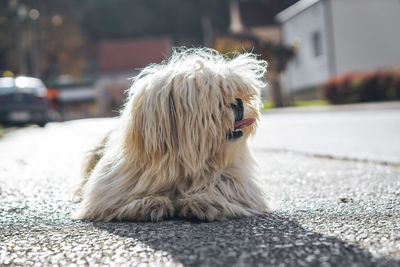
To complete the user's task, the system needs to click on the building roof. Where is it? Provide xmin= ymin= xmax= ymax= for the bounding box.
xmin=98 ymin=36 xmax=172 ymax=73
xmin=238 ymin=0 xmax=300 ymax=27
xmin=239 ymin=1 xmax=276 ymax=26
xmin=276 ymin=0 xmax=321 ymax=23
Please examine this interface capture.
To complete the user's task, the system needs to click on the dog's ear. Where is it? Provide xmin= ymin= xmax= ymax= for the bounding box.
xmin=168 ymin=91 xmax=179 ymax=151
xmin=121 ymin=81 xmax=182 ymax=166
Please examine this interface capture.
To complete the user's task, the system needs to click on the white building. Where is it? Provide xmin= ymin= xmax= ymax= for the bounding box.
xmin=277 ymin=0 xmax=400 ymax=98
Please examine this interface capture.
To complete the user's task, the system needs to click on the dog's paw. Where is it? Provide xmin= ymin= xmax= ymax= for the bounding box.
xmin=115 ymin=196 xmax=175 ymax=222
xmin=176 ymin=197 xmax=226 ymax=221
xmin=147 ymin=196 xmax=175 ymax=222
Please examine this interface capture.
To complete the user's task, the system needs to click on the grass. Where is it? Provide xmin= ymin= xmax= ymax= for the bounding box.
xmin=261 ymin=99 xmax=330 ymax=112
xmin=294 ymin=99 xmax=330 ymax=107
xmin=0 ymin=125 xmax=3 ymax=138
xmin=260 ymin=101 xmax=274 ymax=111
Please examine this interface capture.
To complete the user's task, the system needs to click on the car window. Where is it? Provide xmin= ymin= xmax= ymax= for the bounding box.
xmin=0 ymin=85 xmax=14 ymax=95
xmin=16 ymin=77 xmax=47 ymax=96
xmin=0 ymin=77 xmax=46 ymax=96
xmin=0 ymin=85 xmax=41 ymax=95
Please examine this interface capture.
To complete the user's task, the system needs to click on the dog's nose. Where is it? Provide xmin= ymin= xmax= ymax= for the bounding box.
xmin=231 ymin=98 xmax=244 ymax=122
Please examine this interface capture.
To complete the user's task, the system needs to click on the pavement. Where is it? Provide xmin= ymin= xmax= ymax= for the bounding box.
xmin=1 ymin=105 xmax=400 ymax=266
xmin=252 ymin=108 xmax=400 ymax=164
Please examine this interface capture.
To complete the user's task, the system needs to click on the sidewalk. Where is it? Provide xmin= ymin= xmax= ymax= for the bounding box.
xmin=254 ymin=102 xmax=400 ymax=165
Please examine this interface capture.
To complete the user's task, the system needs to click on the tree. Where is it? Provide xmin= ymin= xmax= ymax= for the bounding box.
xmin=71 ymin=0 xmax=230 ymax=44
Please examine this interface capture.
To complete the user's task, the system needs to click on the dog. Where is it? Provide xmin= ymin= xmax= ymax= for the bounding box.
xmin=74 ymin=47 xmax=269 ymax=222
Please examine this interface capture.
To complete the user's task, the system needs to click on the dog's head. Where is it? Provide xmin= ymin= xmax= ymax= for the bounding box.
xmin=121 ymin=48 xmax=267 ymax=175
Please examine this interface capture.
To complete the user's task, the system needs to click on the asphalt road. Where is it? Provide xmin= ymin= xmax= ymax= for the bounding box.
xmin=1 ymin=109 xmax=399 ymax=266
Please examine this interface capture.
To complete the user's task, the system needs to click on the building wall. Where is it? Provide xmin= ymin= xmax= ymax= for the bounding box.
xmin=331 ymin=0 xmax=400 ymax=74
xmin=281 ymin=1 xmax=330 ymax=92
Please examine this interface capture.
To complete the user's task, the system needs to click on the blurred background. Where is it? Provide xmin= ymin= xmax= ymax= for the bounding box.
xmin=0 ymin=0 xmax=400 ymax=125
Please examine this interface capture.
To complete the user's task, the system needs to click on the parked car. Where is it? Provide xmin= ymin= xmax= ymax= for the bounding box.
xmin=0 ymin=76 xmax=50 ymax=127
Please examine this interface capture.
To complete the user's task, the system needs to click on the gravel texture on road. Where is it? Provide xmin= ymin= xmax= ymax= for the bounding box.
xmin=0 ymin=119 xmax=399 ymax=266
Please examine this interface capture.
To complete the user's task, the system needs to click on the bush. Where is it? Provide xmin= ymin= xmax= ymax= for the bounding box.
xmin=322 ymin=67 xmax=400 ymax=104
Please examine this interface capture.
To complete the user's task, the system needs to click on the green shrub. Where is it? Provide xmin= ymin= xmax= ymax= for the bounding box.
xmin=261 ymin=101 xmax=274 ymax=111
xmin=294 ymin=99 xmax=329 ymax=107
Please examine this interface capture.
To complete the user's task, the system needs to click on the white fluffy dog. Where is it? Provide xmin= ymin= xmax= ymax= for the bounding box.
xmin=74 ymin=48 xmax=269 ymax=222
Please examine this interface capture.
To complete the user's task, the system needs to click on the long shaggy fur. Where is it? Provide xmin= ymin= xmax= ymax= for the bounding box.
xmin=74 ymin=47 xmax=270 ymax=222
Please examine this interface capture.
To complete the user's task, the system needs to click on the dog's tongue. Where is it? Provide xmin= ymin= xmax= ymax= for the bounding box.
xmin=234 ymin=118 xmax=256 ymax=130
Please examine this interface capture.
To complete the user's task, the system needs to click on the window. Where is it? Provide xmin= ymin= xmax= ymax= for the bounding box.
xmin=311 ymin=31 xmax=322 ymax=57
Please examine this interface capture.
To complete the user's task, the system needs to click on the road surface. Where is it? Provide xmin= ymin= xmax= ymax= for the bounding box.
xmin=1 ymin=108 xmax=399 ymax=266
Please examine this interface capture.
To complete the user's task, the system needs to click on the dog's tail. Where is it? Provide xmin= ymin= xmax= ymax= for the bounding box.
xmin=73 ymin=132 xmax=109 ymax=202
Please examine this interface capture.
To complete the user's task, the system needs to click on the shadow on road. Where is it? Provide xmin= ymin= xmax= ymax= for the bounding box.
xmin=93 ymin=213 xmax=399 ymax=266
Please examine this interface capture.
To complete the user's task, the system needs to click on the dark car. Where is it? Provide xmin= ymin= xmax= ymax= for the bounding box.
xmin=0 ymin=76 xmax=50 ymax=127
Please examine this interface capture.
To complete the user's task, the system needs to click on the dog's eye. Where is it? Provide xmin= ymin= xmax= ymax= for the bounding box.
xmin=230 ymin=98 xmax=243 ymax=109
xmin=230 ymin=98 xmax=244 ymax=122
xmin=235 ymin=98 xmax=243 ymax=107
